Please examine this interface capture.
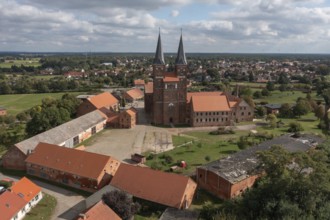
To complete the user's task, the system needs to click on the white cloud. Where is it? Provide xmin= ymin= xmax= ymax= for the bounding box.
xmin=171 ymin=10 xmax=180 ymax=17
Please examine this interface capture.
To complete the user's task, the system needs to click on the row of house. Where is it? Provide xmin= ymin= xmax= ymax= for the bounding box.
xmin=0 ymin=177 xmax=42 ymax=220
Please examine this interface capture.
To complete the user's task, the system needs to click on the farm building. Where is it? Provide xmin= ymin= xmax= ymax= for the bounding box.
xmin=0 ymin=177 xmax=42 ymax=220
xmin=105 ymin=108 xmax=137 ymax=129
xmin=110 ymin=163 xmax=197 ymax=209
xmin=25 ymin=143 xmax=120 ymax=192
xmin=123 ymin=88 xmax=144 ymax=103
xmin=2 ymin=110 xmax=107 ymax=170
xmin=77 ymin=200 xmax=121 ymax=220
xmin=77 ymin=92 xmax=119 ymax=116
xmin=196 ymin=134 xmax=323 ymax=199
xmin=134 ymin=79 xmax=145 ymax=90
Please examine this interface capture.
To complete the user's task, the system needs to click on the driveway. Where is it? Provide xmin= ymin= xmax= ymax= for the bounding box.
xmin=0 ymin=172 xmax=85 ymax=220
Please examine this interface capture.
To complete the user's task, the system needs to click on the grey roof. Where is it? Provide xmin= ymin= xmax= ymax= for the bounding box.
xmin=175 ymin=34 xmax=187 ymax=65
xmin=15 ymin=110 xmax=107 ymax=155
xmin=264 ymin=103 xmax=282 ymax=109
xmin=153 ymin=32 xmax=165 ymax=65
xmin=200 ymin=134 xmax=324 ymax=184
xmin=159 ymin=208 xmax=199 ymax=220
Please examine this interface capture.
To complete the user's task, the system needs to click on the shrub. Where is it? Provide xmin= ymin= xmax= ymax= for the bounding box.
xmin=205 ymin=156 xmax=211 ymax=161
xmin=146 ymin=154 xmax=154 ymax=160
xmin=288 ymin=122 xmax=304 ymax=132
xmin=164 ymin=155 xmax=173 ymax=164
xmin=150 ymin=161 xmax=162 ymax=170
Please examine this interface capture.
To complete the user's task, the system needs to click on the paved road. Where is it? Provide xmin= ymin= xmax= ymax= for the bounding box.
xmin=0 ymin=172 xmax=85 ymax=220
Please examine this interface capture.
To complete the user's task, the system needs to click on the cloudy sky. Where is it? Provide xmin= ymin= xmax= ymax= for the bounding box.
xmin=1 ymin=0 xmax=330 ymax=53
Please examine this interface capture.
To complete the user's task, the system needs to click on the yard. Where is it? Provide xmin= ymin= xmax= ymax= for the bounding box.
xmin=0 ymin=58 xmax=41 ymax=68
xmin=144 ymin=130 xmax=249 ymax=174
xmin=0 ymin=92 xmax=82 ymax=115
xmin=254 ymin=90 xmax=317 ymax=104
xmin=24 ymin=193 xmax=57 ymax=220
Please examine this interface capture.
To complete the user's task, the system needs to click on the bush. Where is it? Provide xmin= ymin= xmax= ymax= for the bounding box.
xmin=287 ymin=122 xmax=304 ymax=132
xmin=146 ymin=154 xmax=155 ymax=160
xmin=150 ymin=161 xmax=162 ymax=170
xmin=205 ymin=156 xmax=211 ymax=161
xmin=164 ymin=155 xmax=173 ymax=164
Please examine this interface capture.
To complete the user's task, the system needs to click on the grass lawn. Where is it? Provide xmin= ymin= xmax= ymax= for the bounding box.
xmin=0 ymin=92 xmax=82 ymax=115
xmin=255 ymin=90 xmax=316 ymax=104
xmin=145 ymin=130 xmax=249 ymax=174
xmin=0 ymin=59 xmax=41 ymax=68
xmin=24 ymin=193 xmax=57 ymax=220
xmin=253 ymin=112 xmax=323 ymax=136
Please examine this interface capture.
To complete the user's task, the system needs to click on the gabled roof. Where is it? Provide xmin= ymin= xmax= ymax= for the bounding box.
xmin=15 ymin=110 xmax=107 ymax=155
xmin=134 ymin=79 xmax=145 ymax=86
xmin=186 ymin=92 xmax=224 ymax=103
xmin=144 ymin=82 xmax=154 ymax=94
xmin=191 ymin=95 xmax=230 ymax=112
xmin=0 ymin=191 xmax=26 ymax=220
xmin=125 ymin=88 xmax=144 ymax=100
xmin=88 ymin=92 xmax=119 ymax=109
xmin=110 ymin=164 xmax=195 ymax=208
xmin=25 ymin=143 xmax=118 ymax=180
xmin=175 ymin=34 xmax=187 ymax=65
xmin=77 ymin=201 xmax=121 ymax=220
xmin=153 ymin=32 xmax=165 ymax=65
xmin=11 ymin=177 xmax=41 ymax=202
xmin=125 ymin=109 xmax=136 ymax=117
xmin=163 ymin=73 xmax=180 ymax=82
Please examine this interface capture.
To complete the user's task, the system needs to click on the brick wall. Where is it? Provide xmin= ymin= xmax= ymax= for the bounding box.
xmin=2 ymin=146 xmax=27 ymax=170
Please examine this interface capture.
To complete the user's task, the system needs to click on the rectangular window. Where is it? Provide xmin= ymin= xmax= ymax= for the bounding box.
xmin=91 ymin=126 xmax=96 ymax=135
xmin=73 ymin=136 xmax=79 ymax=145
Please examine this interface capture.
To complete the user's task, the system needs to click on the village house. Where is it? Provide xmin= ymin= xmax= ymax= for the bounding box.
xmin=196 ymin=134 xmax=323 ymax=199
xmin=2 ymin=110 xmax=107 ymax=170
xmin=77 ymin=92 xmax=119 ymax=117
xmin=110 ymin=163 xmax=197 ymax=209
xmin=122 ymin=88 xmax=144 ymax=103
xmin=25 ymin=143 xmax=120 ymax=192
xmin=0 ymin=106 xmax=7 ymax=116
xmin=63 ymin=71 xmax=86 ymax=79
xmin=76 ymin=200 xmax=121 ymax=220
xmin=134 ymin=79 xmax=145 ymax=90
xmin=0 ymin=177 xmax=42 ymax=220
xmin=106 ymin=108 xmax=137 ymax=129
xmin=264 ymin=103 xmax=282 ymax=115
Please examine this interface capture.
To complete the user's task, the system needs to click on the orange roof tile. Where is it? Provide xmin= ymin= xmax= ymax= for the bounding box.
xmin=134 ymin=79 xmax=145 ymax=86
xmin=229 ymin=101 xmax=238 ymax=108
xmin=11 ymin=177 xmax=41 ymax=202
xmin=110 ymin=164 xmax=196 ymax=208
xmin=88 ymin=92 xmax=118 ymax=109
xmin=0 ymin=191 xmax=27 ymax=220
xmin=163 ymin=73 xmax=179 ymax=82
xmin=191 ymin=95 xmax=230 ymax=112
xmin=125 ymin=88 xmax=144 ymax=100
xmin=125 ymin=109 xmax=136 ymax=117
xmin=77 ymin=200 xmax=121 ymax=220
xmin=25 ymin=143 xmax=118 ymax=180
xmin=144 ymin=82 xmax=153 ymax=94
xmin=186 ymin=92 xmax=224 ymax=103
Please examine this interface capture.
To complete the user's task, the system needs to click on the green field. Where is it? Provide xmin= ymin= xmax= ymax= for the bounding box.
xmin=0 ymin=59 xmax=41 ymax=68
xmin=24 ymin=193 xmax=57 ymax=220
xmin=0 ymin=92 xmax=82 ymax=115
xmin=255 ymin=90 xmax=317 ymax=104
xmin=145 ymin=130 xmax=249 ymax=174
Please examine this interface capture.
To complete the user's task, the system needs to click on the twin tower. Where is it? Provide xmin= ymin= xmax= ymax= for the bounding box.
xmin=150 ymin=32 xmax=188 ymax=125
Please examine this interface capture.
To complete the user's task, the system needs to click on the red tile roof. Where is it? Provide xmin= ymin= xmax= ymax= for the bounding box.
xmin=0 ymin=191 xmax=26 ymax=220
xmin=163 ymin=73 xmax=179 ymax=82
xmin=186 ymin=92 xmax=224 ymax=103
xmin=77 ymin=200 xmax=121 ymax=220
xmin=144 ymin=82 xmax=153 ymax=94
xmin=191 ymin=95 xmax=230 ymax=112
xmin=25 ymin=143 xmax=118 ymax=180
xmin=134 ymin=79 xmax=145 ymax=86
xmin=88 ymin=92 xmax=118 ymax=109
xmin=125 ymin=109 xmax=136 ymax=117
xmin=11 ymin=177 xmax=41 ymax=202
xmin=125 ymin=88 xmax=144 ymax=100
xmin=110 ymin=164 xmax=196 ymax=208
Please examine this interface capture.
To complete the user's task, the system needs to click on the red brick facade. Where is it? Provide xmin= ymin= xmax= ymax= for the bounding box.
xmin=1 ymin=146 xmax=27 ymax=170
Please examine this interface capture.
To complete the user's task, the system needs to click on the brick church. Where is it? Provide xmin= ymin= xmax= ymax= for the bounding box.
xmin=145 ymin=33 xmax=254 ymax=126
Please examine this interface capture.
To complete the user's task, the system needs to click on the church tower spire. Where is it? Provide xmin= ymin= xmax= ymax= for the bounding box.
xmin=175 ymin=30 xmax=187 ymax=65
xmin=153 ymin=29 xmax=165 ymax=65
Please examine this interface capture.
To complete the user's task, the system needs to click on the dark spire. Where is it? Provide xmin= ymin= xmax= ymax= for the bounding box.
xmin=153 ymin=29 xmax=165 ymax=65
xmin=175 ymin=30 xmax=187 ymax=65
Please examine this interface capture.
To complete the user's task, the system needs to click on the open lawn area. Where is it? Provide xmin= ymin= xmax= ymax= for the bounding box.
xmin=24 ymin=193 xmax=57 ymax=220
xmin=0 ymin=59 xmax=41 ymax=68
xmin=255 ymin=90 xmax=317 ymax=104
xmin=145 ymin=130 xmax=250 ymax=174
xmin=0 ymin=92 xmax=82 ymax=115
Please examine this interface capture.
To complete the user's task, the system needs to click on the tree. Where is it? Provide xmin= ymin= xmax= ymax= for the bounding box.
xmin=278 ymin=72 xmax=290 ymax=84
xmin=266 ymin=113 xmax=277 ymax=128
xmin=102 ymin=190 xmax=140 ymax=220
xmin=279 ymin=103 xmax=293 ymax=118
xmin=314 ymin=104 xmax=325 ymax=121
xmin=261 ymin=88 xmax=270 ymax=96
xmin=255 ymin=106 xmax=266 ymax=117
xmin=266 ymin=81 xmax=275 ymax=91
xmin=243 ymin=96 xmax=255 ymax=108
xmin=253 ymin=90 xmax=262 ymax=99
xmin=293 ymin=100 xmax=311 ymax=117
xmin=248 ymin=72 xmax=254 ymax=82
xmin=287 ymin=122 xmax=304 ymax=132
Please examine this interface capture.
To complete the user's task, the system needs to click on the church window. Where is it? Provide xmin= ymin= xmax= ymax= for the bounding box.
xmin=241 ymin=112 xmax=244 ymax=116
xmin=248 ymin=112 xmax=251 ymax=115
